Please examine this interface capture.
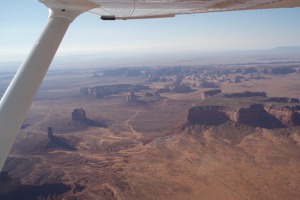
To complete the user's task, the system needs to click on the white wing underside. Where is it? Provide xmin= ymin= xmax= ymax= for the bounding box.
xmin=40 ymin=0 xmax=300 ymax=19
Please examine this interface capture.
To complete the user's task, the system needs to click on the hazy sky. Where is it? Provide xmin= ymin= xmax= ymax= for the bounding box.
xmin=1 ymin=0 xmax=300 ymax=68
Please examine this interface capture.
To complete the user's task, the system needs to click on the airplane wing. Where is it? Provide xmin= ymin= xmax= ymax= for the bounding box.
xmin=41 ymin=0 xmax=300 ymax=20
xmin=1 ymin=0 xmax=300 ymax=171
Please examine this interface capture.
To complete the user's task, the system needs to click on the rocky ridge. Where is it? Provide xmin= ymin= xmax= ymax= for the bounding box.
xmin=188 ymin=92 xmax=300 ymax=128
xmin=80 ymin=84 xmax=150 ymax=98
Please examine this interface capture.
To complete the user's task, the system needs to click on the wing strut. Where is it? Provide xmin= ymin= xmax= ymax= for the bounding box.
xmin=0 ymin=9 xmax=82 ymax=171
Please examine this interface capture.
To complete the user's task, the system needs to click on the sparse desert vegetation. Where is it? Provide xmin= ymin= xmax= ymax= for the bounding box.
xmin=1 ymin=61 xmax=300 ymax=199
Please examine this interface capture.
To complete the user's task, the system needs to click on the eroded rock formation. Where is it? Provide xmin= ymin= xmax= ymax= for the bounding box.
xmin=80 ymin=84 xmax=150 ymax=98
xmin=201 ymin=89 xmax=222 ymax=99
xmin=145 ymin=91 xmax=160 ymax=97
xmin=72 ymin=108 xmax=87 ymax=122
xmin=265 ymin=105 xmax=300 ymax=126
xmin=270 ymin=67 xmax=296 ymax=75
xmin=236 ymin=104 xmax=285 ymax=128
xmin=127 ymin=92 xmax=136 ymax=103
xmin=46 ymin=127 xmax=77 ymax=151
xmin=127 ymin=91 xmax=162 ymax=105
xmin=47 ymin=127 xmax=54 ymax=140
xmin=188 ymin=92 xmax=300 ymax=128
xmin=224 ymin=91 xmax=266 ymax=98
xmin=199 ymin=81 xmax=219 ymax=88
xmin=71 ymin=108 xmax=107 ymax=128
xmin=188 ymin=106 xmax=230 ymax=126
xmin=265 ymin=97 xmax=299 ymax=103
xmin=171 ymin=84 xmax=192 ymax=93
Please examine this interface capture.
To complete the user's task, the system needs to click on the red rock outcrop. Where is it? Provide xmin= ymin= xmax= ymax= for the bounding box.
xmin=71 ymin=108 xmax=107 ymax=128
xmin=171 ymin=84 xmax=192 ymax=93
xmin=127 ymin=92 xmax=136 ymax=103
xmin=188 ymin=103 xmax=300 ymax=128
xmin=265 ymin=97 xmax=299 ymax=103
xmin=188 ymin=106 xmax=231 ymax=125
xmin=201 ymin=89 xmax=222 ymax=99
xmin=236 ymin=104 xmax=285 ymax=128
xmin=80 ymin=84 xmax=150 ymax=98
xmin=265 ymin=105 xmax=300 ymax=126
xmin=224 ymin=91 xmax=266 ymax=98
xmin=72 ymin=108 xmax=87 ymax=122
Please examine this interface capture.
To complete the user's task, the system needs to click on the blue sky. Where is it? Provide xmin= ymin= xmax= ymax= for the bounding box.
xmin=1 ymin=0 xmax=300 ymax=68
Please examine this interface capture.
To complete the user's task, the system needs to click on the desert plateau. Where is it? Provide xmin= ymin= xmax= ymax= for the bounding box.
xmin=1 ymin=58 xmax=300 ymax=200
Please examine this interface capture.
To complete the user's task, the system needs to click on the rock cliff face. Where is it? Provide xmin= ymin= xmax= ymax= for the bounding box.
xmin=127 ymin=92 xmax=136 ymax=103
xmin=46 ymin=127 xmax=77 ymax=151
xmin=224 ymin=91 xmax=266 ymax=98
xmin=270 ymin=67 xmax=296 ymax=75
xmin=72 ymin=108 xmax=87 ymax=122
xmin=265 ymin=97 xmax=299 ymax=103
xmin=80 ymin=84 xmax=150 ymax=98
xmin=265 ymin=105 xmax=300 ymax=126
xmin=171 ymin=84 xmax=192 ymax=93
xmin=71 ymin=108 xmax=107 ymax=128
xmin=236 ymin=104 xmax=285 ymax=128
xmin=127 ymin=91 xmax=162 ymax=105
xmin=188 ymin=103 xmax=300 ymax=128
xmin=201 ymin=89 xmax=222 ymax=99
xmin=188 ymin=106 xmax=231 ymax=125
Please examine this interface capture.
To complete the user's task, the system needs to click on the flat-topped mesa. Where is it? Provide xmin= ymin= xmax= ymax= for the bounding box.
xmin=127 ymin=91 xmax=162 ymax=105
xmin=145 ymin=91 xmax=160 ymax=97
xmin=45 ymin=127 xmax=77 ymax=151
xmin=236 ymin=104 xmax=285 ymax=128
xmin=188 ymin=92 xmax=300 ymax=128
xmin=265 ymin=97 xmax=299 ymax=103
xmin=270 ymin=67 xmax=296 ymax=75
xmin=224 ymin=91 xmax=266 ymax=98
xmin=80 ymin=84 xmax=150 ymax=98
xmin=188 ymin=106 xmax=231 ymax=126
xmin=201 ymin=89 xmax=222 ymax=99
xmin=199 ymin=81 xmax=219 ymax=88
xmin=171 ymin=84 xmax=192 ymax=93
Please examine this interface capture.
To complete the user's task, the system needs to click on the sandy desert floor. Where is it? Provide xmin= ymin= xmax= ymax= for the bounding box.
xmin=1 ymin=68 xmax=300 ymax=200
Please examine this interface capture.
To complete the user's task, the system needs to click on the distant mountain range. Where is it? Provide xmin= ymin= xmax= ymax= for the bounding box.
xmin=270 ymin=46 xmax=300 ymax=54
xmin=272 ymin=46 xmax=300 ymax=51
xmin=1 ymin=46 xmax=300 ymax=72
